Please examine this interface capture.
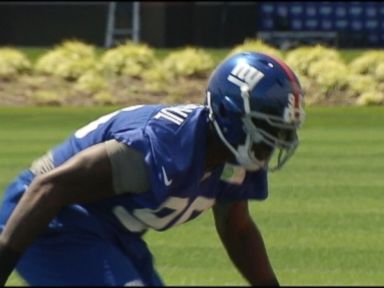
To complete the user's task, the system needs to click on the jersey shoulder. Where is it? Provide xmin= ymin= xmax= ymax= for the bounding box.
xmin=115 ymin=104 xmax=209 ymax=199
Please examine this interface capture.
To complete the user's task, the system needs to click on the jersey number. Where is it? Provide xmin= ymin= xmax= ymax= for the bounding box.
xmin=113 ymin=196 xmax=215 ymax=232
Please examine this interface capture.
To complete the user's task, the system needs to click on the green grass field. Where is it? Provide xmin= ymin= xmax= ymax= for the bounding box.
xmin=1 ymin=106 xmax=384 ymax=286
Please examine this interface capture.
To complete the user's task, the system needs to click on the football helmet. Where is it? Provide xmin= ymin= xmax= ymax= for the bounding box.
xmin=205 ymin=51 xmax=305 ymax=171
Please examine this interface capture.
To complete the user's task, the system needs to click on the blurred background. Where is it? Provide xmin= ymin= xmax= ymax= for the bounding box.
xmin=0 ymin=1 xmax=382 ymax=49
xmin=1 ymin=1 xmax=384 ymax=286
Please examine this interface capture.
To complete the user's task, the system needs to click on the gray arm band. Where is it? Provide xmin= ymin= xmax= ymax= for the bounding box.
xmin=104 ymin=139 xmax=150 ymax=194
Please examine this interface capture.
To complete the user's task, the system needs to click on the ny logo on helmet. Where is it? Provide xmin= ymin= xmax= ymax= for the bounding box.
xmin=227 ymin=62 xmax=264 ymax=90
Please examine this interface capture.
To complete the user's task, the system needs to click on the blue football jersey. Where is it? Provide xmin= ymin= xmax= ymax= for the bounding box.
xmin=34 ymin=104 xmax=269 ymax=234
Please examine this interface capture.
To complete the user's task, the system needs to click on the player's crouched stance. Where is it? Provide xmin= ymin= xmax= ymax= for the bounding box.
xmin=0 ymin=52 xmax=304 ymax=286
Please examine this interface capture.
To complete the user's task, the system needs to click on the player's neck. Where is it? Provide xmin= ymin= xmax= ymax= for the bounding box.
xmin=205 ymin=124 xmax=233 ymax=172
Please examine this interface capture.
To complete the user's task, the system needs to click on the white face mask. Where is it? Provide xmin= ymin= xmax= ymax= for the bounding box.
xmin=236 ymin=135 xmax=266 ymax=171
xmin=207 ymin=89 xmax=301 ymax=172
xmin=236 ymin=157 xmax=265 ymax=172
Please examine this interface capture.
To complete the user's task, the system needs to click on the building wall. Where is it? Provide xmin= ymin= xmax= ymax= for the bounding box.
xmin=0 ymin=2 xmax=379 ymax=48
xmin=0 ymin=2 xmax=108 ymax=46
xmin=140 ymin=2 xmax=166 ymax=47
xmin=0 ymin=1 xmax=260 ymax=48
xmin=147 ymin=1 xmax=259 ymax=48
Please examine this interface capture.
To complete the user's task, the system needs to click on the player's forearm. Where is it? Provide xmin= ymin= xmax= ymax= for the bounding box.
xmin=221 ymin=222 xmax=279 ymax=286
xmin=0 ymin=176 xmax=64 ymax=285
xmin=1 ymin=176 xmax=63 ymax=250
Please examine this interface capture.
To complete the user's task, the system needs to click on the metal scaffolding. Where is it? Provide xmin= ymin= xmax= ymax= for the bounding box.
xmin=105 ymin=1 xmax=140 ymax=48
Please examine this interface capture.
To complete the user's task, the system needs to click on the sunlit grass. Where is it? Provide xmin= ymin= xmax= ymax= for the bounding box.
xmin=1 ymin=106 xmax=384 ymax=285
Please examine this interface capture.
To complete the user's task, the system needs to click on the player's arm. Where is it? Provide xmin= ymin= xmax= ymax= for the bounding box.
xmin=212 ymin=200 xmax=279 ymax=286
xmin=0 ymin=140 xmax=143 ymax=285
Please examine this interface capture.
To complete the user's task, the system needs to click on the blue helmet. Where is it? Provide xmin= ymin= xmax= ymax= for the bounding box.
xmin=205 ymin=51 xmax=305 ymax=171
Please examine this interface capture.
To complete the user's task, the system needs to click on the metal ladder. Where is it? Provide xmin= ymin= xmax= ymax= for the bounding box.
xmin=104 ymin=1 xmax=140 ymax=48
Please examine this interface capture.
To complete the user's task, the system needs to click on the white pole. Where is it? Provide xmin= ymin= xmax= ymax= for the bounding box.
xmin=105 ymin=1 xmax=116 ymax=47
xmin=132 ymin=1 xmax=140 ymax=43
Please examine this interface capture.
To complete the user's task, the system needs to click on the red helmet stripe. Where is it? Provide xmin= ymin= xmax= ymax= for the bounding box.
xmin=264 ymin=54 xmax=302 ymax=118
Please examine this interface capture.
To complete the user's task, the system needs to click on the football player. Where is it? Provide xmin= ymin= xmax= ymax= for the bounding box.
xmin=0 ymin=51 xmax=304 ymax=286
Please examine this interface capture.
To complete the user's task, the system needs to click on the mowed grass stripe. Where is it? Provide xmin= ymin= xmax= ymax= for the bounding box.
xmin=1 ymin=106 xmax=384 ymax=286
xmin=261 ymin=106 xmax=384 ymax=285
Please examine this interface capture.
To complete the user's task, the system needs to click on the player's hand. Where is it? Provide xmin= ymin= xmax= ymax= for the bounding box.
xmin=0 ymin=241 xmax=22 ymax=286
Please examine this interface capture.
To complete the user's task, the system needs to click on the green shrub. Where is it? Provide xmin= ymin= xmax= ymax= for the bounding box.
xmin=296 ymin=73 xmax=311 ymax=95
xmin=93 ymin=91 xmax=117 ymax=105
xmin=356 ymin=90 xmax=384 ymax=106
xmin=307 ymin=60 xmax=349 ymax=94
xmin=374 ymin=62 xmax=384 ymax=82
xmin=161 ymin=47 xmax=214 ymax=78
xmin=142 ymin=63 xmax=172 ymax=93
xmin=285 ymin=45 xmax=343 ymax=76
xmin=286 ymin=46 xmax=347 ymax=104
xmin=30 ymin=90 xmax=62 ymax=105
xmin=299 ymin=82 xmax=320 ymax=106
xmin=59 ymin=40 xmax=95 ymax=58
xmin=35 ymin=40 xmax=96 ymax=80
xmin=0 ymin=48 xmax=31 ymax=78
xmin=346 ymin=74 xmax=378 ymax=96
xmin=75 ymin=70 xmax=108 ymax=94
xmin=19 ymin=75 xmax=47 ymax=88
xmin=98 ymin=41 xmax=156 ymax=78
xmin=349 ymin=50 xmax=384 ymax=75
xmin=229 ymin=39 xmax=283 ymax=58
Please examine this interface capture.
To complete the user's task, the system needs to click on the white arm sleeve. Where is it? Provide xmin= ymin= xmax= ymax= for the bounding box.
xmin=104 ymin=139 xmax=150 ymax=194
